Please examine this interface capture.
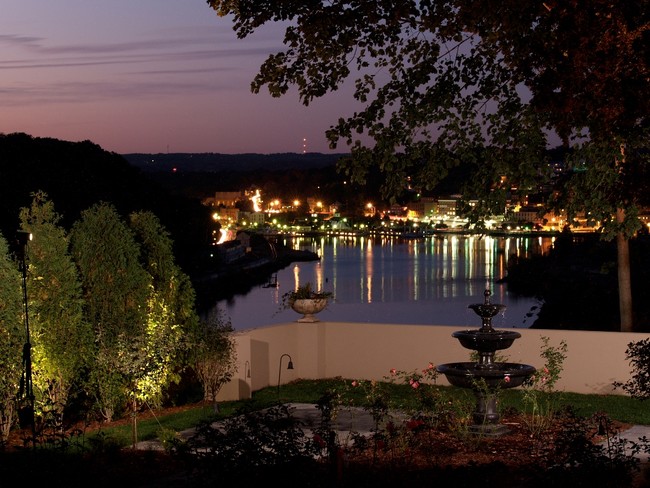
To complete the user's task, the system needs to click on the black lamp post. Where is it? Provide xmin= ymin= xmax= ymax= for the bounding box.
xmin=277 ymin=353 xmax=294 ymax=400
xmin=16 ymin=230 xmax=35 ymax=442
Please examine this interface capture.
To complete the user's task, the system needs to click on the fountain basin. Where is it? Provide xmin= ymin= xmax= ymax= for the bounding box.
xmin=468 ymin=302 xmax=506 ymax=318
xmin=436 ymin=362 xmax=536 ymax=389
xmin=452 ymin=329 xmax=521 ymax=352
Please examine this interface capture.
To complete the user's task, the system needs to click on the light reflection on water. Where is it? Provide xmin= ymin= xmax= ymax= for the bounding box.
xmin=214 ymin=234 xmax=553 ymax=331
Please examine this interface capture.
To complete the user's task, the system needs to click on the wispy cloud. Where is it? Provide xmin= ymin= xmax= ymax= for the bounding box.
xmin=0 ymin=31 xmax=274 ymax=70
xmin=0 ymin=27 xmax=276 ymax=106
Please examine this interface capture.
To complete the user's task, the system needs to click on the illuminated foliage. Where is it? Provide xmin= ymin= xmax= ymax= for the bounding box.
xmin=18 ymin=192 xmax=93 ymax=424
xmin=128 ymin=211 xmax=199 ymax=408
xmin=0 ymin=234 xmax=23 ymax=441
xmin=70 ymin=203 xmax=151 ymax=421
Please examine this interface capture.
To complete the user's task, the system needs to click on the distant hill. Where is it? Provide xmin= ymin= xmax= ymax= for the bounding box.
xmin=0 ymin=133 xmax=211 ymax=273
xmin=121 ymin=152 xmax=362 ymax=203
xmin=123 ymin=152 xmax=347 ymax=173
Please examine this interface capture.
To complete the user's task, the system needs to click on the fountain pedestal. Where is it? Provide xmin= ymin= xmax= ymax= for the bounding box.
xmin=436 ymin=289 xmax=536 ymax=437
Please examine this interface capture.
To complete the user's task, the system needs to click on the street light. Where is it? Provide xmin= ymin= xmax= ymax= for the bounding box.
xmin=16 ymin=230 xmax=35 ymax=444
xmin=277 ymin=354 xmax=294 ymax=401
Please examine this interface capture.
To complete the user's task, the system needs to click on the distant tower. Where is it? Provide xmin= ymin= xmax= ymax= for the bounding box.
xmin=302 ymin=138 xmax=307 ymax=154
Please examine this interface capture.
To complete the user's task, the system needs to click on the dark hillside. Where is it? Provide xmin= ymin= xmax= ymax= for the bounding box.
xmin=123 ymin=152 xmax=345 ymax=173
xmin=122 ymin=152 xmax=353 ymax=202
xmin=0 ymin=133 xmax=212 ymax=273
xmin=134 ymin=165 xmax=373 ymax=208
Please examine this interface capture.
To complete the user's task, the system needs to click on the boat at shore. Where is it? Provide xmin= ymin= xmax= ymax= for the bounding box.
xmin=192 ymin=236 xmax=319 ymax=310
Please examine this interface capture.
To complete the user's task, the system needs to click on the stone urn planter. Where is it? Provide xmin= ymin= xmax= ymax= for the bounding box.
xmin=281 ymin=282 xmax=333 ymax=323
xmin=290 ymin=298 xmax=329 ymax=322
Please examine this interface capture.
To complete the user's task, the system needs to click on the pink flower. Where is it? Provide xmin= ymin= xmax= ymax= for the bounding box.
xmin=544 ymin=367 xmax=550 ymax=374
xmin=390 ymin=368 xmax=397 ymax=375
xmin=351 ymin=380 xmax=358 ymax=387
xmin=428 ymin=363 xmax=434 ymax=370
xmin=411 ymin=381 xmax=420 ymax=389
xmin=503 ymin=375 xmax=511 ymax=383
xmin=406 ymin=419 xmax=425 ymax=430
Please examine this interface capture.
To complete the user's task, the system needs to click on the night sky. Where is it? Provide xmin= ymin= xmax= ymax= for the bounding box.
xmin=1 ymin=0 xmax=362 ymax=154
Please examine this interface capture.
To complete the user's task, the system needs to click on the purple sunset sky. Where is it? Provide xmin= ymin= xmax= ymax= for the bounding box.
xmin=1 ymin=0 xmax=362 ymax=155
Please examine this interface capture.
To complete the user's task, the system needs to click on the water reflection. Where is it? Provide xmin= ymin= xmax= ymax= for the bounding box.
xmin=215 ymin=234 xmax=553 ymax=331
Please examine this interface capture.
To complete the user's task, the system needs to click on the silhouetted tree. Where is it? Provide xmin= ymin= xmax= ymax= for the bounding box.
xmin=209 ymin=1 xmax=649 ymax=331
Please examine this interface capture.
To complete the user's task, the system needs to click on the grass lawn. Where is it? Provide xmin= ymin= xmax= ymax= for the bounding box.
xmin=87 ymin=378 xmax=650 ymax=449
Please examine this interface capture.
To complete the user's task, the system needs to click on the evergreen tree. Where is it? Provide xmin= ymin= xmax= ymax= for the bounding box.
xmin=129 ymin=211 xmax=199 ymax=340
xmin=127 ymin=211 xmax=199 ymax=410
xmin=18 ymin=192 xmax=93 ymax=425
xmin=70 ymin=203 xmax=150 ymax=421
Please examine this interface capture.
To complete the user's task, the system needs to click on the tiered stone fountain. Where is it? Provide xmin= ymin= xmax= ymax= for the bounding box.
xmin=436 ymin=289 xmax=536 ymax=437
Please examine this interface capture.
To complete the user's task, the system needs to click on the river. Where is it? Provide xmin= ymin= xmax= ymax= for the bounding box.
xmin=211 ymin=233 xmax=554 ymax=331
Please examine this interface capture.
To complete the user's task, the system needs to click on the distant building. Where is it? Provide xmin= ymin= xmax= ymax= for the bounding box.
xmin=408 ymin=197 xmax=437 ymax=219
xmin=214 ymin=207 xmax=239 ymax=225
xmin=240 ymin=211 xmax=266 ymax=225
xmin=436 ymin=197 xmax=460 ymax=219
xmin=327 ymin=216 xmax=352 ymax=230
xmin=511 ymin=205 xmax=544 ymax=224
xmin=214 ymin=191 xmax=244 ymax=207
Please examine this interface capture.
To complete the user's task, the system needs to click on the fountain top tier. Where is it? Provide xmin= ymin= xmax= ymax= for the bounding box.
xmin=454 ymin=288 xmax=521 ymax=354
xmin=467 ymin=288 xmax=506 ymax=332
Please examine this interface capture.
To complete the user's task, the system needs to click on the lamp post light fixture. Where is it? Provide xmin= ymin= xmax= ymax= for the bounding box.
xmin=277 ymin=354 xmax=294 ymax=400
xmin=16 ymin=230 xmax=35 ymax=444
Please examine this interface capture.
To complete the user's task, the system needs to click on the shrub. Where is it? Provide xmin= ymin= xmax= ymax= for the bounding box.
xmin=613 ymin=338 xmax=650 ymax=401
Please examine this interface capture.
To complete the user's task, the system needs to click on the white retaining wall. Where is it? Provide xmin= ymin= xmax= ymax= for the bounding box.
xmin=217 ymin=321 xmax=650 ymax=401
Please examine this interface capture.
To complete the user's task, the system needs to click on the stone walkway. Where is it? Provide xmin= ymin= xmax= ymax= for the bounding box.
xmin=135 ymin=402 xmax=650 ymax=468
xmin=134 ymin=402 xmax=378 ymax=451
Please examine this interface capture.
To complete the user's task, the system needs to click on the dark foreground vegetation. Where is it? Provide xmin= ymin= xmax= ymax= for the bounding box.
xmin=1 ymin=378 xmax=649 ymax=488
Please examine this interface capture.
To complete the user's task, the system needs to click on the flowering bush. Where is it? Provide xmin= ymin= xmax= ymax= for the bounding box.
xmin=521 ymin=336 xmax=568 ymax=436
xmin=384 ymin=363 xmax=473 ymax=432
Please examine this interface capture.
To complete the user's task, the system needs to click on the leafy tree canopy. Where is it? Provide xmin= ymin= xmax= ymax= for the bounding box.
xmin=209 ymin=1 xmax=649 ymax=231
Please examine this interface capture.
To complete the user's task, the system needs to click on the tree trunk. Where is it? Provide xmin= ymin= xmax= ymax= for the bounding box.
xmin=616 ymin=208 xmax=634 ymax=332
xmin=131 ymin=400 xmax=138 ymax=449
